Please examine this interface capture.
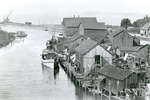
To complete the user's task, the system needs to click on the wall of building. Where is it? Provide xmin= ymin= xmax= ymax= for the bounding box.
xmin=138 ymin=45 xmax=150 ymax=65
xmin=103 ymin=73 xmax=137 ymax=95
xmin=83 ymin=45 xmax=112 ymax=73
xmin=113 ymin=32 xmax=140 ymax=49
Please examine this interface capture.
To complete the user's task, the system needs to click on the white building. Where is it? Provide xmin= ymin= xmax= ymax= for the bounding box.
xmin=140 ymin=23 xmax=150 ymax=37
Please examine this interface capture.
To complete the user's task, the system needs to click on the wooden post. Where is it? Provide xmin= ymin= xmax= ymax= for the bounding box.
xmin=117 ymin=80 xmax=119 ymax=97
xmin=101 ymin=88 xmax=103 ymax=100
xmin=109 ymin=80 xmax=111 ymax=100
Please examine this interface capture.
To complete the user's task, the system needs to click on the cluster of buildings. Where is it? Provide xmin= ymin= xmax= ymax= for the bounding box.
xmin=57 ymin=17 xmax=150 ymax=99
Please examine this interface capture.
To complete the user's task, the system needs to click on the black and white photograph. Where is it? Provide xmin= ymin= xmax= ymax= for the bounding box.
xmin=0 ymin=0 xmax=149 ymax=100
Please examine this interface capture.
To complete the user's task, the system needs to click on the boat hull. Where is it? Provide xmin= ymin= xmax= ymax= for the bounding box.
xmin=41 ymin=59 xmax=54 ymax=69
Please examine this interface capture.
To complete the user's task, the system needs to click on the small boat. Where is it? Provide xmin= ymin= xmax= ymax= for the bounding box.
xmin=16 ymin=31 xmax=27 ymax=38
xmin=41 ymin=49 xmax=57 ymax=69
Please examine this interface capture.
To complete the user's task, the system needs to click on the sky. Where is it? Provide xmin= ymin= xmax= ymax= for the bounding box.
xmin=1 ymin=0 xmax=150 ymax=25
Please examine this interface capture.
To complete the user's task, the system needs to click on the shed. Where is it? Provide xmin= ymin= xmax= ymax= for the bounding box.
xmin=99 ymin=64 xmax=137 ymax=94
xmin=75 ymin=38 xmax=113 ymax=73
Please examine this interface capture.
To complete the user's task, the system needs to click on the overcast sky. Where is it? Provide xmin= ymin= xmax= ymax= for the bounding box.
xmin=1 ymin=0 xmax=150 ymax=25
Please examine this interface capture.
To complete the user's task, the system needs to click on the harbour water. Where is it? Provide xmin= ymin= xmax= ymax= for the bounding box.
xmin=0 ymin=25 xmax=109 ymax=100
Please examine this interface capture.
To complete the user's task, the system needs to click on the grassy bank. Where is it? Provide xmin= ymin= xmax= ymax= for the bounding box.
xmin=0 ymin=30 xmax=15 ymax=48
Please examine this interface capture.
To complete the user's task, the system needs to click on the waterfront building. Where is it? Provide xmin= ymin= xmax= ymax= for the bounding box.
xmin=74 ymin=38 xmax=113 ymax=73
xmin=98 ymin=65 xmax=138 ymax=95
xmin=62 ymin=17 xmax=97 ymax=37
xmin=78 ymin=21 xmax=107 ymax=43
xmin=110 ymin=29 xmax=140 ymax=51
xmin=57 ymin=33 xmax=86 ymax=52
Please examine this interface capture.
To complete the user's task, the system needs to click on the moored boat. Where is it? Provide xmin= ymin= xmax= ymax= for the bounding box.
xmin=41 ymin=49 xmax=57 ymax=69
xmin=16 ymin=31 xmax=27 ymax=38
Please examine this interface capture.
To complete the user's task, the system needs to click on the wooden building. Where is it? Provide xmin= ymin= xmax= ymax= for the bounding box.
xmin=99 ymin=65 xmax=138 ymax=95
xmin=62 ymin=17 xmax=97 ymax=37
xmin=110 ymin=30 xmax=140 ymax=50
xmin=57 ymin=33 xmax=86 ymax=53
xmin=125 ymin=44 xmax=150 ymax=71
xmin=78 ymin=21 xmax=108 ymax=43
xmin=74 ymin=38 xmax=113 ymax=73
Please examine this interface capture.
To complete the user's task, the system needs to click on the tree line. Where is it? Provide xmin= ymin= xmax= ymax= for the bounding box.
xmin=120 ymin=15 xmax=150 ymax=29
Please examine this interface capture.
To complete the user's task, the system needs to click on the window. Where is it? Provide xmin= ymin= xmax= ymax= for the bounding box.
xmin=81 ymin=38 xmax=84 ymax=41
xmin=95 ymin=55 xmax=101 ymax=64
xmin=133 ymin=38 xmax=139 ymax=46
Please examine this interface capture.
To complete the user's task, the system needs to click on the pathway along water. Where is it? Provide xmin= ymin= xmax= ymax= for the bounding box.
xmin=0 ymin=25 xmax=110 ymax=100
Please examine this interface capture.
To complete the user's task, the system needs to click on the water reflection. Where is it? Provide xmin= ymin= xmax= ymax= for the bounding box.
xmin=42 ymin=64 xmax=55 ymax=83
xmin=54 ymin=66 xmax=59 ymax=80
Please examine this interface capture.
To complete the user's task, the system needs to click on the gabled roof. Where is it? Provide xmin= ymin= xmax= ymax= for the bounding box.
xmin=120 ymin=45 xmax=148 ymax=52
xmin=99 ymin=65 xmax=133 ymax=81
xmin=57 ymin=33 xmax=86 ymax=51
xmin=81 ymin=22 xmax=107 ymax=30
xmin=111 ymin=29 xmax=140 ymax=41
xmin=85 ymin=29 xmax=108 ymax=43
xmin=120 ymin=46 xmax=142 ymax=52
xmin=78 ymin=21 xmax=107 ymax=43
xmin=75 ymin=38 xmax=98 ymax=55
xmin=112 ymin=29 xmax=125 ymax=37
xmin=62 ymin=17 xmax=97 ymax=27
xmin=68 ymin=33 xmax=86 ymax=42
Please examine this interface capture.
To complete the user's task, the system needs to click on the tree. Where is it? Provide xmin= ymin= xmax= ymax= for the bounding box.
xmin=120 ymin=18 xmax=132 ymax=29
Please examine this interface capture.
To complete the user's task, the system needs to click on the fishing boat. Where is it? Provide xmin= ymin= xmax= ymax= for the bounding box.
xmin=41 ymin=49 xmax=57 ymax=69
xmin=16 ymin=31 xmax=27 ymax=38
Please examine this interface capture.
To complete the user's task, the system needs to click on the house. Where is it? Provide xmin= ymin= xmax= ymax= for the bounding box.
xmin=110 ymin=29 xmax=140 ymax=51
xmin=78 ymin=21 xmax=108 ymax=43
xmin=98 ymin=65 xmax=138 ymax=95
xmin=74 ymin=38 xmax=113 ymax=73
xmin=62 ymin=17 xmax=97 ymax=37
xmin=140 ymin=22 xmax=150 ymax=36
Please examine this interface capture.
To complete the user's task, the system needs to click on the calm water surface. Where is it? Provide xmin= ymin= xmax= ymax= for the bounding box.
xmin=0 ymin=25 xmax=106 ymax=100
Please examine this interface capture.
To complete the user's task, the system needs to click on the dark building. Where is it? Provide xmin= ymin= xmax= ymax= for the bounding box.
xmin=62 ymin=17 xmax=97 ymax=37
xmin=110 ymin=29 xmax=140 ymax=50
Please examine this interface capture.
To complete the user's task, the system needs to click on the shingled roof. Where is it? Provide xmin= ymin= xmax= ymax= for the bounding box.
xmin=79 ymin=21 xmax=107 ymax=43
xmin=85 ymin=29 xmax=107 ymax=43
xmin=62 ymin=17 xmax=97 ymax=27
xmin=75 ymin=38 xmax=98 ymax=55
xmin=99 ymin=65 xmax=133 ymax=81
xmin=81 ymin=22 xmax=107 ymax=30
